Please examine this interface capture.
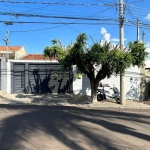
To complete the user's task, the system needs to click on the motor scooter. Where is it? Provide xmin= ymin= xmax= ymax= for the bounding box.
xmin=97 ymin=86 xmax=120 ymax=104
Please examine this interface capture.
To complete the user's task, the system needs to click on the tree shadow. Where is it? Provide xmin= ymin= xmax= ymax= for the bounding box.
xmin=23 ymin=68 xmax=73 ymax=94
xmin=14 ymin=93 xmax=91 ymax=105
xmin=0 ymin=105 xmax=150 ymax=150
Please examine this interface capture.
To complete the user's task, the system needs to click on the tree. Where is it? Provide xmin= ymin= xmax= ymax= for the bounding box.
xmin=43 ymin=33 xmax=148 ymax=103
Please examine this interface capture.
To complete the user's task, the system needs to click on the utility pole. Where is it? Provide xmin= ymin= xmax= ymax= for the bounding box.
xmin=142 ymin=31 xmax=145 ymax=43
xmin=3 ymin=29 xmax=9 ymax=61
xmin=137 ymin=19 xmax=140 ymax=41
xmin=119 ymin=0 xmax=125 ymax=105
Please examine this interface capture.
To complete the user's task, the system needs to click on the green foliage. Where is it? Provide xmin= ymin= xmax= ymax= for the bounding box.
xmin=43 ymin=46 xmax=63 ymax=60
xmin=76 ymin=33 xmax=88 ymax=45
xmin=53 ymin=73 xmax=59 ymax=79
xmin=129 ymin=41 xmax=148 ymax=67
xmin=74 ymin=73 xmax=82 ymax=79
xmin=51 ymin=39 xmax=57 ymax=45
xmin=105 ymin=50 xmax=132 ymax=77
xmin=43 ymin=33 xmax=148 ymax=80
xmin=88 ymin=43 xmax=108 ymax=64
xmin=43 ymin=33 xmax=148 ymax=101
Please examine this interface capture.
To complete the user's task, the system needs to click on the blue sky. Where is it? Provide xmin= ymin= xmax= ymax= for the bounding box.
xmin=0 ymin=0 xmax=150 ymax=55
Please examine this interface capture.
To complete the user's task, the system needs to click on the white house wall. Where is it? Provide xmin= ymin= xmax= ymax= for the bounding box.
xmin=7 ymin=61 xmax=11 ymax=94
xmin=73 ymin=66 xmax=82 ymax=94
xmin=73 ymin=66 xmax=141 ymax=100
xmin=1 ymin=59 xmax=11 ymax=94
xmin=1 ymin=57 xmax=7 ymax=93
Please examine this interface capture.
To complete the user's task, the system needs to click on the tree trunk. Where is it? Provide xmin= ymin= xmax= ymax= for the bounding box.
xmin=90 ymin=79 xmax=99 ymax=103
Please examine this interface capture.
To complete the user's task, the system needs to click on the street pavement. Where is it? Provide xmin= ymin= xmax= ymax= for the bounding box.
xmin=0 ymin=91 xmax=150 ymax=150
xmin=0 ymin=105 xmax=150 ymax=150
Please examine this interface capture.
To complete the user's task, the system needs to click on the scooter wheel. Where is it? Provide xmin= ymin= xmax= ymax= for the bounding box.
xmin=97 ymin=94 xmax=103 ymax=101
xmin=115 ymin=98 xmax=120 ymax=104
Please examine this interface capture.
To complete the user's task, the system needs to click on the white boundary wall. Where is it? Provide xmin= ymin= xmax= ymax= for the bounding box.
xmin=73 ymin=66 xmax=141 ymax=100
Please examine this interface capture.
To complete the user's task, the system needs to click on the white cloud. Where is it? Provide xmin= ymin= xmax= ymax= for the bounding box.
xmin=100 ymin=27 xmax=110 ymax=43
xmin=100 ymin=28 xmax=127 ymax=45
xmin=111 ymin=38 xmax=120 ymax=42
xmin=101 ymin=27 xmax=107 ymax=35
xmin=145 ymin=14 xmax=150 ymax=21
xmin=111 ymin=38 xmax=127 ymax=42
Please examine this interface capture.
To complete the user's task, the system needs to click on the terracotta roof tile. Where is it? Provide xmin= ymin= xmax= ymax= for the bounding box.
xmin=0 ymin=46 xmax=22 ymax=51
xmin=21 ymin=54 xmax=52 ymax=60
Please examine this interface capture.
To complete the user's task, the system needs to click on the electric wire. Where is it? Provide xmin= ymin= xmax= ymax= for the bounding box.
xmin=22 ymin=0 xmax=66 ymax=14
xmin=0 ymin=12 xmax=118 ymax=21
xmin=0 ymin=1 xmax=118 ymax=7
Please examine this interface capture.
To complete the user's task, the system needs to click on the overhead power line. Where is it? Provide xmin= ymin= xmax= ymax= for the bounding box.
xmin=11 ymin=22 xmax=144 ymax=33
xmin=0 ymin=12 xmax=118 ymax=21
xmin=128 ymin=4 xmax=150 ymax=12
xmin=1 ymin=21 xmax=118 ymax=25
xmin=0 ymin=1 xmax=118 ymax=7
xmin=11 ymin=23 xmax=119 ymax=32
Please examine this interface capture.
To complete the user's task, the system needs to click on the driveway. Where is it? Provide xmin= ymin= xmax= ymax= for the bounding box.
xmin=0 ymin=105 xmax=150 ymax=150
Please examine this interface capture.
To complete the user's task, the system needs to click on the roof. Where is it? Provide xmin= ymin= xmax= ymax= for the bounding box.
xmin=21 ymin=54 xmax=50 ymax=60
xmin=0 ymin=46 xmax=22 ymax=52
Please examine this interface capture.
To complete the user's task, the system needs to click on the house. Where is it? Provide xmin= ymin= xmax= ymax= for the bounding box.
xmin=0 ymin=46 xmax=27 ymax=59
xmin=0 ymin=46 xmax=149 ymax=101
xmin=0 ymin=54 xmax=73 ymax=94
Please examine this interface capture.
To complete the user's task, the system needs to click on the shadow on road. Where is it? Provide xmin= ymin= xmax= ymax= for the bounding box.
xmin=15 ymin=93 xmax=91 ymax=105
xmin=0 ymin=105 xmax=150 ymax=150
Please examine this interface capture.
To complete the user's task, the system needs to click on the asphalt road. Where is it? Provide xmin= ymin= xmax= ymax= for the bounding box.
xmin=0 ymin=105 xmax=150 ymax=150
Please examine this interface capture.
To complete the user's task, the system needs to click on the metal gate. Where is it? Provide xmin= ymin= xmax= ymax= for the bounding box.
xmin=13 ymin=64 xmax=25 ymax=93
xmin=28 ymin=64 xmax=73 ymax=94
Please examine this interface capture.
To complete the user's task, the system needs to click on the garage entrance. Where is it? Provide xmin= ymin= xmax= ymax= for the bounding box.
xmin=13 ymin=63 xmax=73 ymax=94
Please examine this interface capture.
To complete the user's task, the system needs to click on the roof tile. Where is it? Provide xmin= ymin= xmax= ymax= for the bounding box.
xmin=0 ymin=46 xmax=22 ymax=51
xmin=21 ymin=54 xmax=52 ymax=60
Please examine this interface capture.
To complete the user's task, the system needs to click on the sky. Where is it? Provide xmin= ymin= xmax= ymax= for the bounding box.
xmin=0 ymin=0 xmax=150 ymax=56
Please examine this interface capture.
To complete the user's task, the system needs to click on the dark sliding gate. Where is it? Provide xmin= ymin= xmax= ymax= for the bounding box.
xmin=13 ymin=63 xmax=73 ymax=94
xmin=13 ymin=64 xmax=25 ymax=93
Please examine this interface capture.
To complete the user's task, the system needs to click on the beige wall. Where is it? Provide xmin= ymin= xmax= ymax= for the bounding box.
xmin=0 ymin=53 xmax=15 ymax=59
xmin=0 ymin=47 xmax=26 ymax=59
xmin=15 ymin=47 xmax=27 ymax=59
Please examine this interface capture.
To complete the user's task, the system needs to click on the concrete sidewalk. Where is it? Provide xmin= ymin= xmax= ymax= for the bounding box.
xmin=0 ymin=90 xmax=150 ymax=108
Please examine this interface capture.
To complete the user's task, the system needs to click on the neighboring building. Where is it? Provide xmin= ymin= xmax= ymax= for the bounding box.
xmin=0 ymin=46 xmax=26 ymax=59
xmin=21 ymin=54 xmax=45 ymax=60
